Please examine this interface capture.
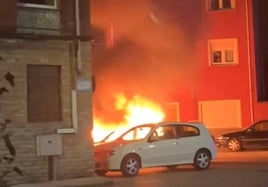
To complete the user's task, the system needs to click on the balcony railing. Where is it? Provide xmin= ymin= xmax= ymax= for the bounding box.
xmin=17 ymin=6 xmax=60 ymax=36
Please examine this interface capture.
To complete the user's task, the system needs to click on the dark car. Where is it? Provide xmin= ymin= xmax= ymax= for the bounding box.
xmin=215 ymin=120 xmax=268 ymax=151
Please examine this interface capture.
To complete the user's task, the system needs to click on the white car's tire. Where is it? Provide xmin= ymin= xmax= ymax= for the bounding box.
xmin=193 ymin=150 xmax=211 ymax=170
xmin=121 ymin=155 xmax=140 ymax=177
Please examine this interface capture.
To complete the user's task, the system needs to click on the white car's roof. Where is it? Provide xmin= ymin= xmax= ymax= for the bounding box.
xmin=155 ymin=121 xmax=205 ymax=129
xmin=126 ymin=121 xmax=206 ymax=130
xmin=158 ymin=121 xmax=204 ymax=126
xmin=96 ymin=121 xmax=208 ymax=144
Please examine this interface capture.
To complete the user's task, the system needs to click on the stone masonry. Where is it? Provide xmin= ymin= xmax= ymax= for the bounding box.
xmin=0 ymin=38 xmax=94 ymax=186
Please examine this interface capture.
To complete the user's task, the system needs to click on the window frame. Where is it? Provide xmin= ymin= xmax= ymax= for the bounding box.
xmin=208 ymin=0 xmax=236 ymax=11
xmin=122 ymin=126 xmax=152 ymax=141
xmin=27 ymin=64 xmax=62 ymax=123
xmin=17 ymin=0 xmax=57 ymax=9
xmin=178 ymin=125 xmax=200 ymax=138
xmin=208 ymin=38 xmax=239 ymax=66
xmin=149 ymin=125 xmax=177 ymax=141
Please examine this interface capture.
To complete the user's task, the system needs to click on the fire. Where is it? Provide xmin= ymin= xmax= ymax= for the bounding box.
xmin=92 ymin=93 xmax=165 ymax=142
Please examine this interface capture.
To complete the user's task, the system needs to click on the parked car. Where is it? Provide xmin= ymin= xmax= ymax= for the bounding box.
xmin=215 ymin=120 xmax=268 ymax=151
xmin=94 ymin=122 xmax=217 ymax=177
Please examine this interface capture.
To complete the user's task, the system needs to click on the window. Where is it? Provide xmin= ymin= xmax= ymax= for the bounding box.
xmin=208 ymin=0 xmax=235 ymax=10
xmin=161 ymin=126 xmax=176 ymax=140
xmin=253 ymin=121 xmax=268 ymax=132
xmin=208 ymin=38 xmax=238 ymax=65
xmin=253 ymin=0 xmax=268 ymax=101
xmin=17 ymin=0 xmax=56 ymax=8
xmin=179 ymin=125 xmax=200 ymax=137
xmin=122 ymin=126 xmax=152 ymax=140
xmin=151 ymin=126 xmax=176 ymax=140
xmin=27 ymin=65 xmax=61 ymax=122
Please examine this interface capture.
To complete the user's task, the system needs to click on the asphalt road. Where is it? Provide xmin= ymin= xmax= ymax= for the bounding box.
xmin=104 ymin=148 xmax=268 ymax=187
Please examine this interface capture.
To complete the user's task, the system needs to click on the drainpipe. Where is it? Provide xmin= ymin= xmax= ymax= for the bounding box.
xmin=75 ymin=0 xmax=82 ymax=70
xmin=57 ymin=0 xmax=81 ymax=134
xmin=245 ymin=0 xmax=254 ymax=124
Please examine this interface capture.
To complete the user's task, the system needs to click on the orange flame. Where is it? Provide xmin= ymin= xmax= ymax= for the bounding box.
xmin=92 ymin=93 xmax=165 ymax=142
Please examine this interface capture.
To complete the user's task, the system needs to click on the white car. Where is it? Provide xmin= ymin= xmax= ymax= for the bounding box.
xmin=94 ymin=122 xmax=217 ymax=177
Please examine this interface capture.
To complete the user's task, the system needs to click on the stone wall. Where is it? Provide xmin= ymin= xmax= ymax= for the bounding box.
xmin=0 ymin=38 xmax=94 ymax=186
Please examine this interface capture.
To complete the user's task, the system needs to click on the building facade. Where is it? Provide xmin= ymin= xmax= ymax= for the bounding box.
xmin=0 ymin=0 xmax=94 ymax=186
xmin=192 ymin=0 xmax=268 ymax=129
xmin=91 ymin=0 xmax=268 ymax=132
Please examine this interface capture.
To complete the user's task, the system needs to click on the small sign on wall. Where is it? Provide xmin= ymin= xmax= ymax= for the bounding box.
xmin=76 ymin=78 xmax=91 ymax=92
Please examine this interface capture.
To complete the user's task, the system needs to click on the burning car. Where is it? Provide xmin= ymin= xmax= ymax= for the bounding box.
xmin=94 ymin=121 xmax=217 ymax=177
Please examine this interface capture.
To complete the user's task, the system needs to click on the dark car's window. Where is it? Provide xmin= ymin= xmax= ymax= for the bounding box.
xmin=253 ymin=121 xmax=268 ymax=132
xmin=178 ymin=125 xmax=200 ymax=138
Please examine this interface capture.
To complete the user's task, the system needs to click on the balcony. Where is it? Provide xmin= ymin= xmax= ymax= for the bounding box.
xmin=17 ymin=5 xmax=60 ymax=36
xmin=0 ymin=0 xmax=89 ymax=38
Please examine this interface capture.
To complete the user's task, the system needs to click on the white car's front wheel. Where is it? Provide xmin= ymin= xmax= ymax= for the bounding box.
xmin=193 ymin=150 xmax=211 ymax=170
xmin=121 ymin=155 xmax=140 ymax=177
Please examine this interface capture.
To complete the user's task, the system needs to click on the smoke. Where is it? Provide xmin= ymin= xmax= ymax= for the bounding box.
xmin=91 ymin=0 xmax=205 ymax=123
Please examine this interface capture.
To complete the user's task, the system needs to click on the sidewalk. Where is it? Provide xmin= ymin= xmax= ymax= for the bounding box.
xmin=11 ymin=176 xmax=113 ymax=187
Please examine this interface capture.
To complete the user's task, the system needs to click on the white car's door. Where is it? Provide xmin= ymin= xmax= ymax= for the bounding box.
xmin=175 ymin=125 xmax=202 ymax=163
xmin=138 ymin=125 xmax=179 ymax=167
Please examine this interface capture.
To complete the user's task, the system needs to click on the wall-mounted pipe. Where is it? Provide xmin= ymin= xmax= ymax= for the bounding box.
xmin=245 ymin=0 xmax=254 ymax=123
xmin=57 ymin=0 xmax=81 ymax=134
xmin=57 ymin=90 xmax=78 ymax=133
xmin=75 ymin=0 xmax=82 ymax=71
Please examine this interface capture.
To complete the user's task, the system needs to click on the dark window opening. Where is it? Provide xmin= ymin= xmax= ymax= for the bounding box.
xmin=209 ymin=0 xmax=233 ymax=10
xmin=222 ymin=0 xmax=232 ymax=9
xmin=27 ymin=65 xmax=61 ymax=122
xmin=212 ymin=51 xmax=222 ymax=63
xmin=253 ymin=0 xmax=268 ymax=101
xmin=179 ymin=126 xmax=200 ymax=138
xmin=225 ymin=50 xmax=234 ymax=62
xmin=18 ymin=0 xmax=54 ymax=6
xmin=210 ymin=0 xmax=219 ymax=10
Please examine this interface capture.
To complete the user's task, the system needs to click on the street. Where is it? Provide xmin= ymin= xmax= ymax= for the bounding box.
xmin=103 ymin=149 xmax=268 ymax=187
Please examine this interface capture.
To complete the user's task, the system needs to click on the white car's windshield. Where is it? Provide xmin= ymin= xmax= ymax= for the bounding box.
xmin=120 ymin=126 xmax=152 ymax=141
xmin=98 ymin=124 xmax=155 ymax=143
xmin=103 ymin=128 xmax=129 ymax=142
